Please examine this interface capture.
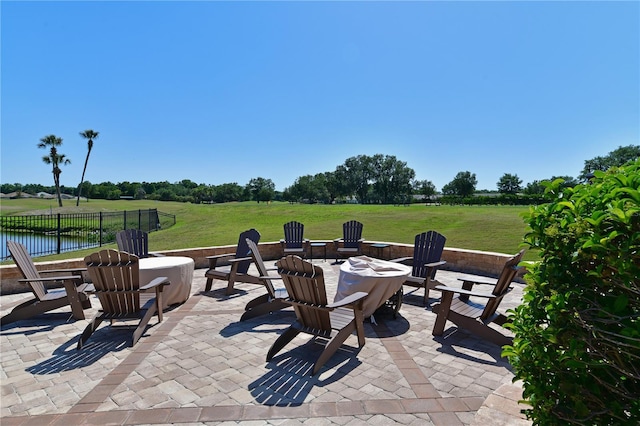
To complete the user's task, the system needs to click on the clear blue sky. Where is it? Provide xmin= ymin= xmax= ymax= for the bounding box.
xmin=1 ymin=1 xmax=638 ymax=192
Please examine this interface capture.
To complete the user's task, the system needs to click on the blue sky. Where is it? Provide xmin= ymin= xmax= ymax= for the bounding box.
xmin=1 ymin=1 xmax=638 ymax=192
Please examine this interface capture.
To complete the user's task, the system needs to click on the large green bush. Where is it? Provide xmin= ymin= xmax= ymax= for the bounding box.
xmin=504 ymin=160 xmax=640 ymax=425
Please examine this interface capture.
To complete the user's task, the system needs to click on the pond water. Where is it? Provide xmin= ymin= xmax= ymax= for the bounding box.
xmin=0 ymin=231 xmax=97 ymax=260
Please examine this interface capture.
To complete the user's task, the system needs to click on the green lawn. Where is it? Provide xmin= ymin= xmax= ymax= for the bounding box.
xmin=1 ymin=198 xmax=535 ymax=261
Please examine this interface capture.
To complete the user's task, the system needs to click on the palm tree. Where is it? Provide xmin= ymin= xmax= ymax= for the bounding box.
xmin=38 ymin=134 xmax=71 ymax=207
xmin=76 ymin=129 xmax=99 ymax=206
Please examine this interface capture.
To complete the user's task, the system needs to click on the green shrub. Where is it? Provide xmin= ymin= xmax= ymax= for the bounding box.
xmin=504 ymin=160 xmax=640 ymax=425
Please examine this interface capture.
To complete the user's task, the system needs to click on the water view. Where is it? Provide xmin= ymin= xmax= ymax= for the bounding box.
xmin=0 ymin=231 xmax=97 ymax=260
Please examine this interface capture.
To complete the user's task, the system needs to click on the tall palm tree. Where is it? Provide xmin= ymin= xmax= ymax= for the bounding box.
xmin=38 ymin=134 xmax=70 ymax=207
xmin=76 ymin=129 xmax=99 ymax=206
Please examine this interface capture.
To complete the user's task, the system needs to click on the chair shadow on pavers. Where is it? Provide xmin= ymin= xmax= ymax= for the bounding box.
xmin=433 ymin=332 xmax=515 ymax=367
xmin=0 ymin=311 xmax=81 ymax=334
xmin=26 ymin=331 xmax=131 ymax=375
xmin=248 ymin=342 xmax=362 ymax=406
xmin=219 ymin=310 xmax=294 ymax=338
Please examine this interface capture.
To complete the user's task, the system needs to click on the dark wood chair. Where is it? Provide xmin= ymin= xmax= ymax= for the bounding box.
xmin=432 ymin=249 xmax=525 ymax=347
xmin=280 ymin=221 xmax=309 ymax=257
xmin=204 ymin=228 xmax=261 ymax=294
xmin=267 ymin=255 xmax=368 ymax=375
xmin=333 ymin=220 xmax=364 ymax=261
xmin=241 ymin=238 xmax=290 ymax=321
xmin=391 ymin=231 xmax=447 ymax=306
xmin=1 ymin=241 xmax=93 ymax=326
xmin=116 ymin=229 xmax=163 ymax=258
xmin=78 ymin=249 xmax=169 ymax=349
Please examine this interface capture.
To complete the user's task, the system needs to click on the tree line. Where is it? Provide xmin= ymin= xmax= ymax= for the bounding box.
xmin=4 ymin=135 xmax=638 ymax=206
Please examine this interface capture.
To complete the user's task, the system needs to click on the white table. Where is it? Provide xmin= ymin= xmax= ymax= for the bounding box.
xmin=139 ymin=256 xmax=194 ymax=308
xmin=335 ymin=256 xmax=411 ymax=318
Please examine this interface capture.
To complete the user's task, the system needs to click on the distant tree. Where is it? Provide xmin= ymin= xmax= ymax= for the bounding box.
xmin=342 ymin=155 xmax=373 ymax=203
xmin=413 ymin=180 xmax=437 ymax=201
xmin=247 ymin=177 xmax=275 ymax=203
xmin=580 ymin=145 xmax=640 ymax=181
xmin=442 ymin=171 xmax=477 ymax=197
xmin=523 ymin=180 xmax=545 ymax=196
xmin=370 ymin=154 xmax=415 ymax=204
xmin=134 ymin=186 xmax=147 ymax=200
xmin=497 ymin=173 xmax=523 ymax=195
xmin=38 ymin=134 xmax=70 ymax=207
xmin=76 ymin=129 xmax=99 ymax=206
xmin=287 ymin=173 xmax=330 ymax=203
xmin=328 ymin=167 xmax=352 ymax=202
xmin=214 ymin=183 xmax=244 ymax=202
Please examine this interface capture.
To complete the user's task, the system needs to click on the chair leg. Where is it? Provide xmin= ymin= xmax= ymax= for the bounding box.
xmin=432 ymin=291 xmax=454 ymax=336
xmin=267 ymin=327 xmax=300 ymax=361
xmin=241 ymin=299 xmax=289 ymax=321
xmin=62 ymin=280 xmax=86 ymax=320
xmin=133 ymin=303 xmax=158 ymax=346
xmin=204 ymin=278 xmax=213 ymax=292
xmin=312 ymin=322 xmax=356 ymax=375
xmin=245 ymin=294 xmax=270 ymax=311
xmin=1 ymin=298 xmax=68 ymax=326
xmin=77 ymin=316 xmax=104 ymax=350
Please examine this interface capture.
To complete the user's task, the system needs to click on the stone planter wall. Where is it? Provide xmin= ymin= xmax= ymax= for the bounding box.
xmin=0 ymin=241 xmax=523 ymax=295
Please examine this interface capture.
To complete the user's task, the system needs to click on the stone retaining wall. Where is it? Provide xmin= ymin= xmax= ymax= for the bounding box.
xmin=0 ymin=241 xmax=522 ymax=295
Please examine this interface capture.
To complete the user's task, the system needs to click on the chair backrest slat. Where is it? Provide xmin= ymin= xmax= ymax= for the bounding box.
xmin=7 ymin=241 xmax=47 ymax=300
xmin=342 ymin=220 xmax=363 ymax=249
xmin=235 ymin=229 xmax=261 ymax=274
xmin=277 ymin=255 xmax=330 ymax=331
xmin=246 ymin=238 xmax=276 ymax=296
xmin=116 ymin=229 xmax=150 ymax=258
xmin=412 ymin=231 xmax=446 ymax=279
xmin=85 ymin=250 xmax=141 ymax=315
xmin=283 ymin=221 xmax=305 ymax=249
xmin=481 ymin=249 xmax=525 ymax=320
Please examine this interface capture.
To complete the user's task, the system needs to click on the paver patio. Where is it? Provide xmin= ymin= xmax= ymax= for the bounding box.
xmin=1 ymin=260 xmax=531 ymax=425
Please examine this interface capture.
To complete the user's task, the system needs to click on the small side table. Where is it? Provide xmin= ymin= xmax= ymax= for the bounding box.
xmin=369 ymin=243 xmax=390 ymax=260
xmin=309 ymin=242 xmax=327 ymax=262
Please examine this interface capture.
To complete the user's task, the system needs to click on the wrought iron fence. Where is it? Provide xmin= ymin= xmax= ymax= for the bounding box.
xmin=0 ymin=209 xmax=176 ymax=260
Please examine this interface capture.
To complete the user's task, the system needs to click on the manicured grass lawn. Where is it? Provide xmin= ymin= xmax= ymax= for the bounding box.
xmin=1 ymin=199 xmax=535 ymax=261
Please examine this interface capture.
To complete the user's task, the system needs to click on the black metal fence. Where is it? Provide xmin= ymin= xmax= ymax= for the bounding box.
xmin=0 ymin=209 xmax=176 ymax=260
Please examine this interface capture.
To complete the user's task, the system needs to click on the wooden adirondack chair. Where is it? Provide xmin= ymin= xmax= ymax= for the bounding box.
xmin=391 ymin=231 xmax=447 ymax=306
xmin=432 ymin=249 xmax=525 ymax=347
xmin=280 ymin=221 xmax=309 ymax=257
xmin=241 ymin=238 xmax=290 ymax=321
xmin=204 ymin=228 xmax=261 ymax=294
xmin=116 ymin=229 xmax=163 ymax=258
xmin=1 ymin=241 xmax=93 ymax=326
xmin=77 ymin=249 xmax=169 ymax=349
xmin=267 ymin=255 xmax=368 ymax=375
xmin=333 ymin=220 xmax=364 ymax=261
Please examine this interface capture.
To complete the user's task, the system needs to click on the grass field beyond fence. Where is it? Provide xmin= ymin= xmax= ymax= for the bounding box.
xmin=0 ymin=198 xmax=536 ymax=261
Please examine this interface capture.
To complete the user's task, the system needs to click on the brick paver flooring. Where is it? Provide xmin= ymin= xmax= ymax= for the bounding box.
xmin=1 ymin=261 xmax=531 ymax=425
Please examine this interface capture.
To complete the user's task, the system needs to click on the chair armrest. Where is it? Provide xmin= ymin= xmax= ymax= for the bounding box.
xmin=327 ymin=291 xmax=368 ymax=308
xmin=228 ymin=256 xmax=252 ymax=264
xmin=435 ymin=284 xmax=497 ymax=299
xmin=258 ymin=275 xmax=283 ymax=281
xmin=19 ymin=276 xmax=82 ymax=283
xmin=206 ymin=253 xmax=234 ymax=268
xmin=425 ymin=260 xmax=446 ymax=269
xmin=390 ymin=256 xmax=412 ymax=264
xmin=140 ymin=276 xmax=170 ymax=290
xmin=457 ymin=266 xmax=524 ymax=287
xmin=40 ymin=268 xmax=87 ymax=275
